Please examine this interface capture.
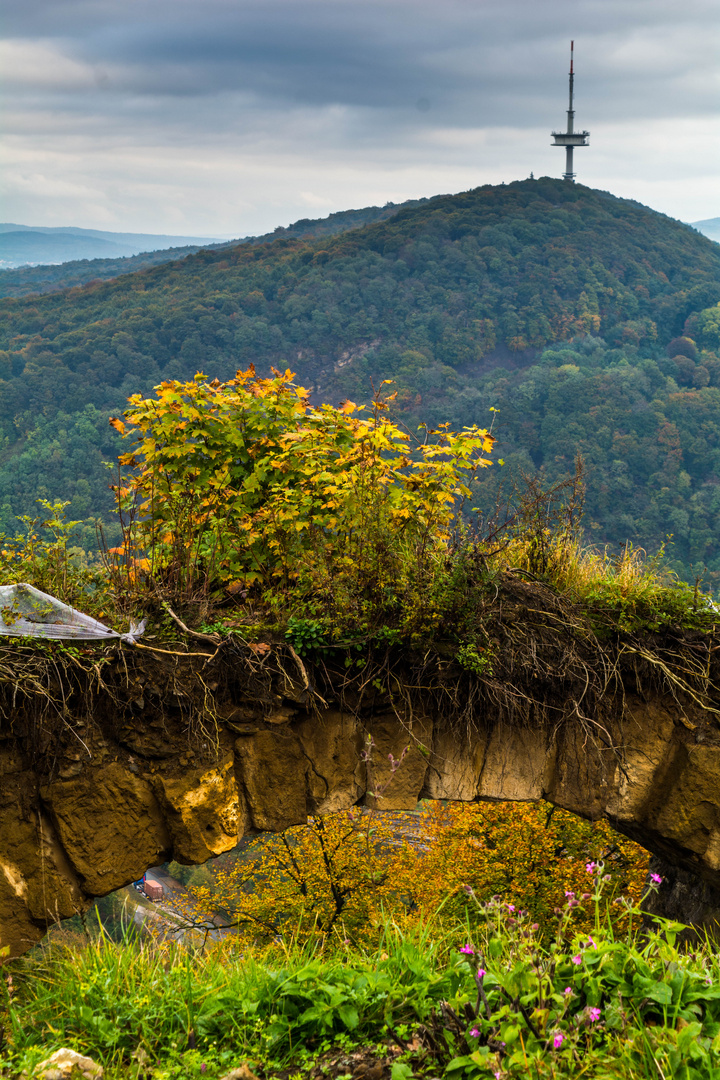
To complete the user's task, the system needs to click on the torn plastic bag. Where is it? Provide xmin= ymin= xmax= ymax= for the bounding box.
xmin=0 ymin=583 xmax=145 ymax=643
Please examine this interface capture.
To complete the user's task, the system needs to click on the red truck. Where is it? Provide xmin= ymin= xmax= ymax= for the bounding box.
xmin=143 ymin=879 xmax=163 ymax=902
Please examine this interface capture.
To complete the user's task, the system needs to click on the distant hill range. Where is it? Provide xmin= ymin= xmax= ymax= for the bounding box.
xmin=2 ymin=179 xmax=720 ymax=585
xmin=0 ymin=224 xmax=228 ymax=269
xmin=0 ymin=202 xmax=419 ymax=298
xmin=692 ymin=218 xmax=720 ymax=243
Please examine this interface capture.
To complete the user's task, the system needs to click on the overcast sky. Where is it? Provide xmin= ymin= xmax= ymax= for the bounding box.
xmin=2 ymin=0 xmax=719 ymax=236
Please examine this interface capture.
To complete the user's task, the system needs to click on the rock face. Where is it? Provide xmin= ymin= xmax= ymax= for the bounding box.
xmin=2 ymin=642 xmax=720 ymax=955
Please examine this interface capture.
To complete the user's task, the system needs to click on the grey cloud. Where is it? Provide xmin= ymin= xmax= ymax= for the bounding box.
xmin=1 ymin=0 xmax=719 ymax=231
xmin=7 ymin=0 xmax=719 ymax=121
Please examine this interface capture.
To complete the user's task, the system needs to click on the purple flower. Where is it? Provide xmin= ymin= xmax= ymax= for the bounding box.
xmin=571 ymin=955 xmax=582 ymax=965
xmin=470 ymin=1027 xmax=480 ymax=1038
xmin=564 ymin=891 xmax=575 ymax=899
xmin=586 ymin=861 xmax=597 ymax=874
xmin=563 ymin=987 xmax=573 ymax=996
xmin=507 ymin=904 xmax=516 ymax=912
xmin=587 ymin=1007 xmax=601 ymax=1022
xmin=476 ymin=968 xmax=486 ymax=981
xmin=553 ymin=1033 xmax=564 ymax=1049
xmin=650 ymin=873 xmax=663 ymax=886
xmin=459 ymin=943 xmax=475 ymax=955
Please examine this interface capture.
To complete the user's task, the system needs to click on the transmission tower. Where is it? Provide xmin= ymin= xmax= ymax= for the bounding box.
xmin=551 ymin=41 xmax=590 ymax=181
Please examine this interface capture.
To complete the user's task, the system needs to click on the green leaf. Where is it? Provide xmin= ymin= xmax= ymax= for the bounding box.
xmin=336 ymin=1004 xmax=359 ymax=1030
xmin=390 ymin=1063 xmax=414 ymax=1080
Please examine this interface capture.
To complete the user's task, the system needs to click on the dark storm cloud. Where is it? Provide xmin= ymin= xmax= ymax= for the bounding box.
xmin=6 ymin=0 xmax=719 ymax=123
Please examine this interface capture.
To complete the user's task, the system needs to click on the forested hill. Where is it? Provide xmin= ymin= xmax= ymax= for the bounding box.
xmin=2 ymin=177 xmax=720 ymax=583
xmin=0 ymin=199 xmax=417 ymax=299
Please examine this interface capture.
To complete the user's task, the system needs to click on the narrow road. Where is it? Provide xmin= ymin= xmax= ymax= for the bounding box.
xmin=119 ymin=865 xmax=233 ymax=945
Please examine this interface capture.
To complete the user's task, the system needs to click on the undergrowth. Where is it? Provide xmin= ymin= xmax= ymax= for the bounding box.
xmin=2 ymin=875 xmax=720 ymax=1079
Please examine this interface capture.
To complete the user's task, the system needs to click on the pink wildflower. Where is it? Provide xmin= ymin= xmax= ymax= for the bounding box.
xmin=587 ymin=1007 xmax=601 ymax=1022
xmin=586 ymin=861 xmax=597 ymax=874
xmin=650 ymin=873 xmax=663 ymax=885
xmin=459 ymin=943 xmax=475 ymax=955
xmin=470 ymin=1027 xmax=480 ymax=1038
xmin=553 ymin=1033 xmax=564 ymax=1049
xmin=563 ymin=987 xmax=573 ymax=996
xmin=571 ymin=955 xmax=582 ymax=965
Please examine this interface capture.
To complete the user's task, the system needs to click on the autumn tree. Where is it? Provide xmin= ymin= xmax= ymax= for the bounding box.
xmin=180 ymin=802 xmax=647 ymax=950
xmin=180 ymin=810 xmax=400 ymax=948
xmin=389 ymin=801 xmax=648 ymax=936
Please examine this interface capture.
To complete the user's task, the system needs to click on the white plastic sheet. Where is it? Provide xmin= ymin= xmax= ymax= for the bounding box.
xmin=0 ymin=583 xmax=145 ymax=643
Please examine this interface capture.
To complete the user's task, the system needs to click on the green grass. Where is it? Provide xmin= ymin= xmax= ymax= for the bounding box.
xmin=3 ymin=873 xmax=720 ymax=1080
xmin=1 ymin=918 xmax=453 ymax=1079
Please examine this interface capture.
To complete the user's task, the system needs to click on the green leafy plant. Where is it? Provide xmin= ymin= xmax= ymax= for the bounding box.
xmin=421 ymin=868 xmax=718 ymax=1079
xmin=455 ymin=642 xmax=493 ymax=676
xmin=285 ymin=616 xmax=331 ymax=657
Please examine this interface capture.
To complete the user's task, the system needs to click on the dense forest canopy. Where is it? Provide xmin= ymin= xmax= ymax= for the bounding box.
xmin=1 ymin=177 xmax=720 ymax=582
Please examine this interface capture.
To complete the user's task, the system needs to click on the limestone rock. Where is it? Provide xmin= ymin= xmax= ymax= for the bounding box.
xmin=362 ymin=714 xmax=432 ymax=810
xmin=234 ymin=728 xmax=309 ymax=830
xmin=153 ymin=751 xmax=240 ymax=863
xmin=6 ymin=642 xmax=720 ymax=953
xmin=643 ymin=856 xmax=720 ymax=937
xmin=30 ymin=1047 xmax=103 ymax=1079
xmin=0 ymin=804 xmax=88 ymax=956
xmin=478 ymin=720 xmax=554 ymax=802
xmin=649 ymin=744 xmax=720 ymax=869
xmin=422 ymin=723 xmax=488 ymax=801
xmin=297 ymin=710 xmax=364 ymax=812
xmin=41 ymin=762 xmax=171 ymax=894
xmin=605 ymin=698 xmax=677 ymax=824
xmin=219 ymin=1067 xmax=260 ymax=1080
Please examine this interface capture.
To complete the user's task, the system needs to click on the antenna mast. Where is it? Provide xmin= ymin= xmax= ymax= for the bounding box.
xmin=551 ymin=41 xmax=589 ymax=180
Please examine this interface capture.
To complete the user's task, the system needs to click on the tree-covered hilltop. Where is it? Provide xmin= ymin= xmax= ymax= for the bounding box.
xmin=1 ymin=177 xmax=720 ymax=581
